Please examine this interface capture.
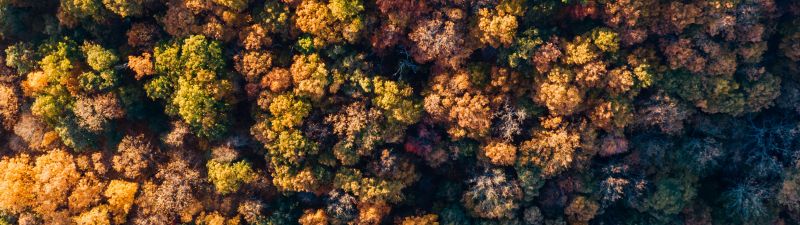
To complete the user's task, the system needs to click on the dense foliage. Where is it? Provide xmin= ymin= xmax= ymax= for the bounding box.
xmin=0 ymin=0 xmax=799 ymax=224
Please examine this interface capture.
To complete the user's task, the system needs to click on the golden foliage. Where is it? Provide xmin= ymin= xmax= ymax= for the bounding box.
xmin=476 ymin=8 xmax=518 ymax=48
xmin=483 ymin=140 xmax=517 ymax=166
xmin=128 ymin=53 xmax=155 ymax=80
xmin=299 ymin=209 xmax=329 ymax=225
xmin=0 ymin=154 xmax=34 ymax=214
xmin=290 ymin=54 xmax=329 ymax=99
xmin=520 ymin=123 xmax=581 ymax=178
xmin=104 ymin=180 xmax=138 ymax=224
xmin=399 ymin=214 xmax=439 ymax=225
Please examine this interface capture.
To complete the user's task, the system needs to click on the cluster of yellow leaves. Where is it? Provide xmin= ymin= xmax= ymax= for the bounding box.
xmin=207 ymin=160 xmax=257 ymax=194
xmin=423 ymin=70 xmax=491 ymax=139
xmin=299 ymin=209 xmax=329 ymax=225
xmin=476 ymin=8 xmax=518 ymax=48
xmin=483 ymin=141 xmax=517 ymax=166
xmin=399 ymin=214 xmax=439 ymax=225
xmin=0 ymin=149 xmax=138 ymax=224
xmin=294 ymin=0 xmax=364 ymax=46
xmin=519 ymin=118 xmax=581 ymax=178
xmin=534 ymin=67 xmax=583 ymax=116
xmin=290 ymin=54 xmax=330 ymax=100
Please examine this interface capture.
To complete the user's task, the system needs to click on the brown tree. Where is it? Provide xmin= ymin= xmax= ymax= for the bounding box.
xmin=113 ymin=134 xmax=157 ymax=180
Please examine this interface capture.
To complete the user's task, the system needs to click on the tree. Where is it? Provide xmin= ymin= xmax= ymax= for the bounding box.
xmin=81 ymin=42 xmax=118 ymax=72
xmin=334 ymin=149 xmax=419 ymax=204
xmin=482 ymin=140 xmax=517 ymax=166
xmin=113 ymin=134 xmax=156 ymax=179
xmin=104 ymin=180 xmax=138 ymax=224
xmin=635 ymin=91 xmax=693 ymax=135
xmin=4 ymin=42 xmax=37 ymax=75
xmin=371 ymin=77 xmax=421 ymax=126
xmin=73 ymin=93 xmax=125 ymax=132
xmin=32 ymin=149 xmax=82 ymax=222
xmin=290 ymin=53 xmax=329 ymax=100
xmin=299 ymin=209 xmax=329 ymax=225
xmin=21 ymin=37 xmax=124 ymax=151
xmin=12 ymin=113 xmax=55 ymax=151
xmin=356 ymin=202 xmax=390 ymax=225
xmin=325 ymin=190 xmax=358 ymax=223
xmin=294 ymin=0 xmax=364 ymax=46
xmin=522 ymin=206 xmax=543 ymax=225
xmin=423 ymin=70 xmax=491 ymax=139
xmin=133 ymin=159 xmax=203 ymax=224
xmin=462 ymin=169 xmax=522 ymax=219
xmin=0 ymin=154 xmax=34 ymax=214
xmin=206 ymin=159 xmax=257 ymax=194
xmin=268 ymin=93 xmax=312 ymax=131
xmin=234 ymin=50 xmax=272 ymax=83
xmin=642 ymin=176 xmax=697 ymax=215
xmin=781 ymin=29 xmax=800 ymax=62
xmin=334 ymin=168 xmax=406 ymax=204
xmin=779 ymin=170 xmax=800 ymax=213
xmin=128 ymin=53 xmax=154 ymax=80
xmin=408 ymin=9 xmax=473 ymax=69
xmin=0 ymin=83 xmax=20 ymax=129
xmin=399 ymin=214 xmax=439 ymax=225
xmin=212 ymin=0 xmax=250 ymax=12
xmin=262 ymin=67 xmax=292 ymax=93
xmin=238 ymin=200 xmax=266 ymax=224
xmin=564 ymin=196 xmax=599 ymax=225
xmin=519 ymin=118 xmax=581 ymax=178
xmin=57 ymin=0 xmax=109 ymax=27
xmin=73 ymin=205 xmax=111 ymax=225
xmin=146 ymin=35 xmax=233 ymax=139
xmin=590 ymin=27 xmax=619 ymax=52
xmin=533 ymin=67 xmax=583 ymax=116
xmin=720 ymin=183 xmax=776 ymax=224
xmin=127 ymin=22 xmax=159 ymax=49
xmin=325 ymin=101 xmax=384 ymax=165
xmin=663 ymin=69 xmax=780 ymax=116
xmin=476 ymin=6 xmax=519 ymax=48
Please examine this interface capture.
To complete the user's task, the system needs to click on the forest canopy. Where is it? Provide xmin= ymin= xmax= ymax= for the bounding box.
xmin=0 ymin=0 xmax=800 ymax=224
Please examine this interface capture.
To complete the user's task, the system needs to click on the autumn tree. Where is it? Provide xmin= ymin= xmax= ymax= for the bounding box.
xmin=0 ymin=83 xmax=20 ymax=130
xmin=112 ymin=133 xmax=157 ymax=179
xmin=206 ymin=159 xmax=257 ymax=194
xmin=399 ymin=214 xmax=439 ymax=225
xmin=334 ymin=149 xmax=419 ymax=204
xmin=127 ymin=22 xmax=159 ymax=49
xmin=294 ymin=0 xmax=364 ymax=46
xmin=133 ymin=158 xmax=203 ymax=224
xmin=104 ymin=180 xmax=138 ymax=224
xmin=482 ymin=140 xmax=517 ymax=166
xmin=325 ymin=190 xmax=359 ymax=223
xmin=462 ymin=169 xmax=522 ymax=219
xmin=299 ymin=209 xmax=329 ymax=225
xmin=0 ymin=154 xmax=34 ymax=214
xmin=475 ymin=0 xmax=524 ymax=48
xmin=251 ymin=92 xmax=324 ymax=192
xmin=290 ymin=53 xmax=329 ymax=100
xmin=423 ymin=70 xmax=492 ymax=139
xmin=518 ymin=117 xmax=581 ymax=178
xmin=408 ymin=8 xmax=474 ymax=69
xmin=564 ymin=196 xmax=600 ymax=225
xmin=73 ymin=92 xmax=125 ymax=133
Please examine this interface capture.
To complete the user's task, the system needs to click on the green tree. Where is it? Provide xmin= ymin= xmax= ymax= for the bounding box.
xmin=207 ymin=160 xmax=257 ymax=194
xmin=5 ymin=42 xmax=37 ymax=75
xmin=146 ymin=35 xmax=233 ymax=139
